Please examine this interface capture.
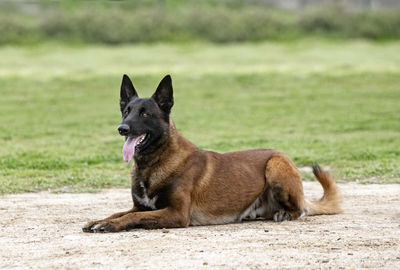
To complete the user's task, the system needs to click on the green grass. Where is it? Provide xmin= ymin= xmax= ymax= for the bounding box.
xmin=0 ymin=40 xmax=399 ymax=193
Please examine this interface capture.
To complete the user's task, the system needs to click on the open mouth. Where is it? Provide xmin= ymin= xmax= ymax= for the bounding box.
xmin=122 ymin=133 xmax=149 ymax=162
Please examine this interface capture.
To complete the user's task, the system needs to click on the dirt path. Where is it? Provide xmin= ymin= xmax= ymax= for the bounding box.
xmin=1 ymin=182 xmax=399 ymax=269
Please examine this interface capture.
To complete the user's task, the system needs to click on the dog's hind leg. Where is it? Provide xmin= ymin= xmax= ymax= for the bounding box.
xmin=264 ymin=153 xmax=305 ymax=222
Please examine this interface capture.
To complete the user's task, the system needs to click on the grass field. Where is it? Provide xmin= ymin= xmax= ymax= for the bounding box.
xmin=0 ymin=40 xmax=399 ymax=194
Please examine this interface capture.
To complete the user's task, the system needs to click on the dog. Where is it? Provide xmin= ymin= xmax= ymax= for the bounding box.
xmin=82 ymin=74 xmax=342 ymax=233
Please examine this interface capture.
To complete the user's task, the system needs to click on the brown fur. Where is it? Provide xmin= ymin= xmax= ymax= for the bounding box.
xmin=305 ymin=165 xmax=343 ymax=215
xmin=83 ymin=120 xmax=342 ymax=232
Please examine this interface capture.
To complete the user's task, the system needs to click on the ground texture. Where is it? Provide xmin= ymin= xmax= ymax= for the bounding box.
xmin=1 ymin=182 xmax=399 ymax=269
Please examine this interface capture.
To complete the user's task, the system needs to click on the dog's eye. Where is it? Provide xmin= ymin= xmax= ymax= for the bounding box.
xmin=123 ymin=109 xmax=129 ymax=118
xmin=139 ymin=108 xmax=149 ymax=118
xmin=140 ymin=112 xmax=149 ymax=118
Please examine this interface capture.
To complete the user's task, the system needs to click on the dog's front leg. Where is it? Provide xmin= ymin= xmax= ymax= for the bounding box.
xmin=82 ymin=207 xmax=137 ymax=232
xmin=88 ymin=208 xmax=190 ymax=232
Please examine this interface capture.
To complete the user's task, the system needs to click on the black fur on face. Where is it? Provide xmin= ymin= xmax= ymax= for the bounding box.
xmin=119 ymin=74 xmax=174 ymax=157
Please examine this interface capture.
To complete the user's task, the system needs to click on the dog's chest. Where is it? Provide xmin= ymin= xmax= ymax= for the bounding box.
xmin=131 ymin=180 xmax=158 ymax=210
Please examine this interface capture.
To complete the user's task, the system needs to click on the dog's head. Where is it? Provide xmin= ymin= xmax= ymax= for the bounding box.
xmin=118 ymin=74 xmax=174 ymax=162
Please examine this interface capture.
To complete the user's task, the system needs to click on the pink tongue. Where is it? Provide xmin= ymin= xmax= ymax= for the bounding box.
xmin=122 ymin=136 xmax=142 ymax=162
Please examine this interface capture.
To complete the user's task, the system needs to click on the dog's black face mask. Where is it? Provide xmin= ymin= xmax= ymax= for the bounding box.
xmin=118 ymin=74 xmax=174 ymax=162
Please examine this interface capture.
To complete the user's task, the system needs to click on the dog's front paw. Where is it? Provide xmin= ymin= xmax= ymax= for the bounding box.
xmin=82 ymin=220 xmax=121 ymax=233
xmin=82 ymin=220 xmax=98 ymax=232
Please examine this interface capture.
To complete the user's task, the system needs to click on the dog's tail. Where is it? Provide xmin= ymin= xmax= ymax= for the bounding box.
xmin=304 ymin=164 xmax=343 ymax=216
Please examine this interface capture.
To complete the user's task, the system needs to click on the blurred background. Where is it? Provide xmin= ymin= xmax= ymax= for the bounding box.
xmin=0 ymin=0 xmax=399 ymax=193
xmin=1 ymin=0 xmax=400 ymax=44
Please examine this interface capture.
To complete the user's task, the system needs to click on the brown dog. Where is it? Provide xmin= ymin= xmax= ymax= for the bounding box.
xmin=82 ymin=74 xmax=342 ymax=232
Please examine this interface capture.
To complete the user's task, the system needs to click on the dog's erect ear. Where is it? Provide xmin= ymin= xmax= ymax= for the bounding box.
xmin=152 ymin=75 xmax=174 ymax=114
xmin=120 ymin=74 xmax=138 ymax=112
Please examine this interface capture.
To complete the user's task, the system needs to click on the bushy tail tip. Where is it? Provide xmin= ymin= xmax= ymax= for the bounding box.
xmin=305 ymin=164 xmax=343 ymax=216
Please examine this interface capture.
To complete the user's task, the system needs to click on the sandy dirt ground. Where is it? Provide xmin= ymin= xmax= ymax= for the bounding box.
xmin=0 ymin=182 xmax=399 ymax=269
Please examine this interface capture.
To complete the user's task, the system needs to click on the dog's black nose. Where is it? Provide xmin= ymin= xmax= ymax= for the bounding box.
xmin=118 ymin=124 xmax=130 ymax=135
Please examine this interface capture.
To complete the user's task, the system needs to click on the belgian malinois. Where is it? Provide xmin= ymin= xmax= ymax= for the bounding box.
xmin=83 ymin=75 xmax=342 ymax=233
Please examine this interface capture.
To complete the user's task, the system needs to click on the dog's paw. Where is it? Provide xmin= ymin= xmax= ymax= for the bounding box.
xmin=273 ymin=210 xmax=291 ymax=222
xmin=82 ymin=220 xmax=98 ymax=232
xmin=82 ymin=220 xmax=120 ymax=233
